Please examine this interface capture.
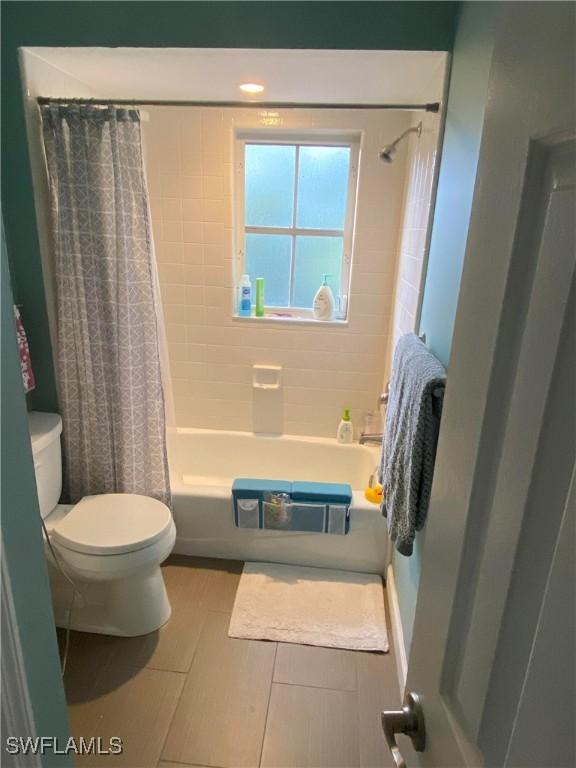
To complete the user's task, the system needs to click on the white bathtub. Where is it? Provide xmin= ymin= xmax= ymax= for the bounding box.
xmin=169 ymin=428 xmax=389 ymax=574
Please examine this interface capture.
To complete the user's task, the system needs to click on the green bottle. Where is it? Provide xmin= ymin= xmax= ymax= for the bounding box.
xmin=255 ymin=277 xmax=265 ymax=317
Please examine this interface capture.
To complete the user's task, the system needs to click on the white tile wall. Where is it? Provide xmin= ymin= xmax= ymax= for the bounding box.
xmin=142 ymin=107 xmax=411 ymax=437
xmin=389 ymin=113 xmax=439 ymax=367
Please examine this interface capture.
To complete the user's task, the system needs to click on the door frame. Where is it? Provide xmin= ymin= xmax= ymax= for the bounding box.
xmin=1 ymin=544 xmax=41 ymax=768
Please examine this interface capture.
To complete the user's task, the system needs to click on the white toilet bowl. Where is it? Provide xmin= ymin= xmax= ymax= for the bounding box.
xmin=29 ymin=411 xmax=176 ymax=638
xmin=46 ymin=494 xmax=176 ymax=637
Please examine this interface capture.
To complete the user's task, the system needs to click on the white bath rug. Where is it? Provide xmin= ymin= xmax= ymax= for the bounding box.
xmin=229 ymin=562 xmax=388 ymax=652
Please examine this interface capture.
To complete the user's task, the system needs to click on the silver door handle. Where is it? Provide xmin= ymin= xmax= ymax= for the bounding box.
xmin=381 ymin=692 xmax=426 ymax=768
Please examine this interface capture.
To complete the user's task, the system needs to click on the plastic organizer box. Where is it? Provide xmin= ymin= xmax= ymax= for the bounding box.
xmin=232 ymin=479 xmax=353 ymax=535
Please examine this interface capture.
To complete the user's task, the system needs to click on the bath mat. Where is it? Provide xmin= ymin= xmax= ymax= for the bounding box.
xmin=229 ymin=562 xmax=388 ymax=652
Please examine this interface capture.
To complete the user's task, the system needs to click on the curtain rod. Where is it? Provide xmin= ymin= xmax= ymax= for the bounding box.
xmin=36 ymin=96 xmax=440 ymax=113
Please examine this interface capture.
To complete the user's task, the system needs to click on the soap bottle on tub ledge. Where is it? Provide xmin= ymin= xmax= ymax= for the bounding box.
xmin=337 ymin=408 xmax=354 ymax=444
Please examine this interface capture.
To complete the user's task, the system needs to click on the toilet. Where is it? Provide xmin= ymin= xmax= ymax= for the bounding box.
xmin=29 ymin=411 xmax=176 ymax=637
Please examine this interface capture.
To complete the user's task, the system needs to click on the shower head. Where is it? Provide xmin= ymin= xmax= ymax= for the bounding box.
xmin=379 ymin=145 xmax=397 ymax=163
xmin=379 ymin=121 xmax=422 ymax=163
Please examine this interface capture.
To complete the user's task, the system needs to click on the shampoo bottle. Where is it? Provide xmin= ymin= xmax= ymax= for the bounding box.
xmin=238 ymin=274 xmax=252 ymax=317
xmin=337 ymin=408 xmax=354 ymax=444
xmin=313 ymin=274 xmax=335 ymax=321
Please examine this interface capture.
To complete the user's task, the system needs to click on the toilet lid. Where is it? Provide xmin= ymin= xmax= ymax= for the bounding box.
xmin=52 ymin=494 xmax=173 ymax=555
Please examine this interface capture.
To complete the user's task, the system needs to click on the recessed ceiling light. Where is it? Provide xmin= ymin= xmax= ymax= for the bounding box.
xmin=239 ymin=83 xmax=264 ymax=94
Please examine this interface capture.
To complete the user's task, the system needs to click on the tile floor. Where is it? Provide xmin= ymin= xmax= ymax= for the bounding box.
xmin=60 ymin=556 xmax=401 ymax=768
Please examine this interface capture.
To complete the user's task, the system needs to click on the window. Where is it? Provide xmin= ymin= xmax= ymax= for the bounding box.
xmin=234 ymin=132 xmax=359 ymax=319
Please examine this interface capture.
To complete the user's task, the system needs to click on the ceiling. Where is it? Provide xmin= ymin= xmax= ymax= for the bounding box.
xmin=23 ymin=47 xmax=447 ymax=105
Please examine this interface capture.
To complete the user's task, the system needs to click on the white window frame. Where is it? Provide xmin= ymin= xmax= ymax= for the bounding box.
xmin=233 ymin=129 xmax=361 ymax=320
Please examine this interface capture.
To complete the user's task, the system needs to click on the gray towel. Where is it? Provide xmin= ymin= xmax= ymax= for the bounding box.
xmin=380 ymin=333 xmax=446 ymax=556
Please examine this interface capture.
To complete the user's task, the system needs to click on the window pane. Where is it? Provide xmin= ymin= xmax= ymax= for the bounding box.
xmin=296 ymin=146 xmax=351 ymax=230
xmin=245 ymin=233 xmax=292 ymax=307
xmin=292 ymin=236 xmax=343 ymax=308
xmin=245 ymin=144 xmax=295 ymax=227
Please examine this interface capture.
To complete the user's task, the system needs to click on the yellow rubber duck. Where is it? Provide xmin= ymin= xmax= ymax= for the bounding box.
xmin=364 ymin=484 xmax=383 ymax=505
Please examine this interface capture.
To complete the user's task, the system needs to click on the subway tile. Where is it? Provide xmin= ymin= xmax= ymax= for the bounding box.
xmin=201 ymin=153 xmax=225 ymax=177
xmin=188 ymin=344 xmax=207 ymax=363
xmin=181 ymin=149 xmax=202 ymax=176
xmin=349 ymin=292 xmax=390 ymax=317
xmin=182 ymin=175 xmax=203 ymax=198
xmin=159 ymin=264 xmax=184 ymax=285
xmin=180 ymin=113 xmax=202 ymax=143
xmin=205 ymin=363 xmax=252 ymax=384
xmin=162 ymin=221 xmax=183 ymax=243
xmin=202 ymin=222 xmax=225 ymax=244
xmin=183 ymin=222 xmax=203 ymax=243
xmin=203 ymin=326 xmax=244 ymax=347
xmin=183 ymin=243 xmax=203 ymax=264
xmin=202 ymin=199 xmax=225 ymax=223
xmin=351 ymin=273 xmax=394 ymax=296
xmin=203 ymin=244 xmax=225 ymax=266
xmin=285 ymin=421 xmax=335 ymax=438
xmin=204 ymin=285 xmax=231 ymax=307
xmin=157 ymin=242 xmax=184 ymax=264
xmin=161 ymin=285 xmax=186 ymax=306
xmin=182 ymin=265 xmax=203 ymax=285
xmin=182 ymin=198 xmax=203 ymax=222
xmin=161 ymin=198 xmax=182 ymax=222
xmin=168 ymin=342 xmax=189 ymax=363
xmin=195 ymin=380 xmax=252 ymax=402
xmin=202 ymin=176 xmax=224 ymax=198
xmin=205 ymin=306 xmax=233 ymax=327
xmin=185 ymin=285 xmax=205 ymax=306
xmin=171 ymin=361 xmax=206 ymax=381
xmin=160 ymin=174 xmax=183 ymax=198
xmin=204 ymin=266 xmax=225 ymax=287
xmin=284 ymin=387 xmax=372 ymax=411
xmin=186 ymin=325 xmax=209 ymax=345
xmin=166 ymin=324 xmax=186 ymax=344
xmin=164 ymin=304 xmax=187 ymax=325
xmin=185 ymin=306 xmax=206 ymax=326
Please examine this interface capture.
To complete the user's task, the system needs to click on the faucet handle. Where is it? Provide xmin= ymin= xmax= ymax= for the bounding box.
xmin=378 ymin=387 xmax=389 ymax=408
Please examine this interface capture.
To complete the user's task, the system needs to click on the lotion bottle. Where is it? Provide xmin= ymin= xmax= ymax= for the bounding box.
xmin=337 ymin=408 xmax=354 ymax=444
xmin=313 ymin=273 xmax=335 ymax=321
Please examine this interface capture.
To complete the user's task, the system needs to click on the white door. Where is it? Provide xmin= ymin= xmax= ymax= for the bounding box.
xmin=385 ymin=3 xmax=575 ymax=767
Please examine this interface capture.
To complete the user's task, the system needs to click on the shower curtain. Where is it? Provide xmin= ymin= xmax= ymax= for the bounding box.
xmin=41 ymin=104 xmax=171 ymax=506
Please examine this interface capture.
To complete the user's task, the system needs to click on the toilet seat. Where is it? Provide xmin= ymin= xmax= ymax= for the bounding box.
xmin=52 ymin=493 xmax=173 ymax=556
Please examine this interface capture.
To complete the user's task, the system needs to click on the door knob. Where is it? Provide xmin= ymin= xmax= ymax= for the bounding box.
xmin=381 ymin=692 xmax=426 ymax=768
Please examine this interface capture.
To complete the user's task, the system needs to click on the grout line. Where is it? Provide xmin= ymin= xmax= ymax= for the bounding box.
xmin=155 ymin=576 xmax=213 ymax=764
xmin=271 ymin=680 xmax=358 ymax=694
xmin=157 ymin=760 xmax=228 ymax=768
xmin=258 ymin=641 xmax=278 ymax=768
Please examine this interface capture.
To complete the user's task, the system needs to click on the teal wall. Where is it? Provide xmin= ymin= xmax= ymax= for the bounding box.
xmin=392 ymin=1 xmax=498 ymax=658
xmin=1 ymin=0 xmax=458 ymax=411
xmin=1 ymin=223 xmax=72 ymax=766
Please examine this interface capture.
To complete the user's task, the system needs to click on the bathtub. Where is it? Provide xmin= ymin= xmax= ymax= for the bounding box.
xmin=169 ymin=428 xmax=389 ymax=574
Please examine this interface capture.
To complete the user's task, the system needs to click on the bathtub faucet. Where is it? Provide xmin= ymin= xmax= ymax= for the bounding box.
xmin=359 ymin=432 xmax=383 ymax=445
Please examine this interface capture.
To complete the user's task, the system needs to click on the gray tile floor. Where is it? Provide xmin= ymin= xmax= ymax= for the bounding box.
xmin=61 ymin=556 xmax=401 ymax=768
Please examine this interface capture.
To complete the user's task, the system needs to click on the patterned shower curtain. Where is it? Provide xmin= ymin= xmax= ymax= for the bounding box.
xmin=41 ymin=104 xmax=170 ymax=506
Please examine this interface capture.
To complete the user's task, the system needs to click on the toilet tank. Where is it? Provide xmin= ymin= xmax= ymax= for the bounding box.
xmin=29 ymin=412 xmax=63 ymax=519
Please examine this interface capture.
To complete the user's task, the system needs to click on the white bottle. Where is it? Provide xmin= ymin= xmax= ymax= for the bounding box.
xmin=313 ymin=273 xmax=335 ymax=321
xmin=238 ymin=274 xmax=252 ymax=317
xmin=337 ymin=408 xmax=354 ymax=444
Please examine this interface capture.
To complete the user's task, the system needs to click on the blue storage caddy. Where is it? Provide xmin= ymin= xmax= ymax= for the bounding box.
xmin=232 ymin=479 xmax=352 ymax=534
xmin=232 ymin=479 xmax=291 ymax=529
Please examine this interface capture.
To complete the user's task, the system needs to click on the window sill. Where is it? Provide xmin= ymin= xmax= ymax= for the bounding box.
xmin=232 ymin=314 xmax=349 ymax=328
